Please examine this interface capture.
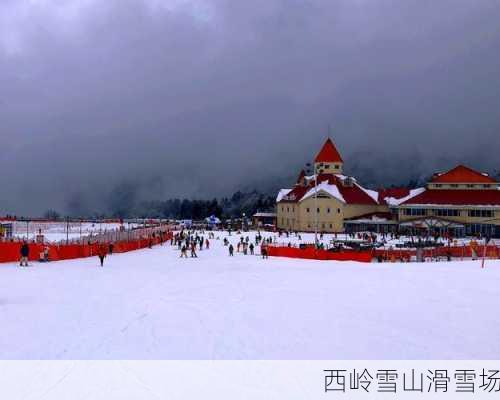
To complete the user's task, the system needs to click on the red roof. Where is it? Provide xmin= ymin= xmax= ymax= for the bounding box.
xmin=377 ymin=188 xmax=411 ymax=205
xmin=280 ymin=174 xmax=377 ymax=205
xmin=314 ymin=138 xmax=343 ymax=163
xmin=401 ymin=189 xmax=500 ymax=206
xmin=431 ymin=165 xmax=496 ymax=184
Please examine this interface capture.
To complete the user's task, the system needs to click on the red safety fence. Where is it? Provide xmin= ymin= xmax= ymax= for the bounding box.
xmin=373 ymin=245 xmax=500 ymax=260
xmin=0 ymin=231 xmax=173 ymax=264
xmin=266 ymin=245 xmax=373 ymax=263
xmin=266 ymin=244 xmax=500 ymax=263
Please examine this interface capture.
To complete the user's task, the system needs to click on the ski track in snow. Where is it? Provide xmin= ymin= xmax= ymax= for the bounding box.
xmin=1 ymin=231 xmax=499 ymax=360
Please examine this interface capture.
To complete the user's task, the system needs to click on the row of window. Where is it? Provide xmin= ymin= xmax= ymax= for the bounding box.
xmin=318 ymin=164 xmax=340 ymax=170
xmin=466 ymin=224 xmax=497 ymax=235
xmin=433 ymin=183 xmax=495 ymax=189
xmin=280 ymin=219 xmax=334 ymax=230
xmin=403 ymin=209 xmax=495 ymax=218
xmin=306 ymin=207 xmax=341 ymax=214
xmin=468 ymin=210 xmax=494 ymax=218
xmin=280 ymin=206 xmax=342 ymax=214
xmin=433 ymin=209 xmax=460 ymax=217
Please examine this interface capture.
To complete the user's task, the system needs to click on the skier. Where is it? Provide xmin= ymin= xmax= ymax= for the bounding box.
xmin=190 ymin=242 xmax=198 ymax=258
xmin=20 ymin=240 xmax=30 ymax=267
xmin=261 ymin=243 xmax=268 ymax=259
xmin=108 ymin=242 xmax=114 ymax=255
xmin=42 ymin=245 xmax=50 ymax=262
xmin=205 ymin=238 xmax=210 ymax=249
xmin=97 ymin=243 xmax=107 ymax=267
xmin=229 ymin=244 xmax=234 ymax=256
xmin=249 ymin=243 xmax=254 ymax=255
xmin=180 ymin=244 xmax=188 ymax=258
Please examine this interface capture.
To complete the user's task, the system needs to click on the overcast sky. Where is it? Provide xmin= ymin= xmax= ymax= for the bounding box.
xmin=1 ymin=0 xmax=500 ymax=215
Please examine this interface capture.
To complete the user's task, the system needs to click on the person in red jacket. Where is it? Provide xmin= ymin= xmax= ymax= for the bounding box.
xmin=97 ymin=243 xmax=108 ymax=267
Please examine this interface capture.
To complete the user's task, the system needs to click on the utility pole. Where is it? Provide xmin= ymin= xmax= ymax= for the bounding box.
xmin=306 ymin=162 xmax=319 ymax=246
xmin=314 ymin=163 xmax=319 ymax=247
xmin=66 ymin=217 xmax=69 ymax=245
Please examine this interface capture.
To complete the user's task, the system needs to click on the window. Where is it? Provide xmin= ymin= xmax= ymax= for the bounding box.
xmin=466 ymin=184 xmax=475 ymax=188
xmin=287 ymin=207 xmax=289 ymax=212
xmin=450 ymin=184 xmax=459 ymax=188
xmin=317 ymin=208 xmax=320 ymax=213
xmin=467 ymin=223 xmax=495 ymax=236
xmin=337 ymin=208 xmax=341 ymax=214
xmin=404 ymin=208 xmax=426 ymax=216
xmin=483 ymin=184 xmax=492 ymax=188
xmin=327 ymin=208 xmax=331 ymax=213
xmin=329 ymin=224 xmax=333 ymax=228
xmin=435 ymin=184 xmax=442 ymax=188
xmin=306 ymin=208 xmax=310 ymax=213
xmin=468 ymin=210 xmax=493 ymax=218
xmin=324 ymin=165 xmax=330 ymax=169
xmin=433 ymin=209 xmax=459 ymax=217
xmin=334 ymin=165 xmax=339 ymax=169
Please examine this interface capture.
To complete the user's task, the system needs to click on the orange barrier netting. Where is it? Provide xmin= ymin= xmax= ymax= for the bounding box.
xmin=372 ymin=245 xmax=500 ymax=260
xmin=267 ymin=244 xmax=500 ymax=263
xmin=266 ymin=245 xmax=373 ymax=263
xmin=0 ymin=231 xmax=173 ymax=264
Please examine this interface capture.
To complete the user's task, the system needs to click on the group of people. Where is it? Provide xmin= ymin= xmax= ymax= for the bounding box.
xmin=224 ymin=232 xmax=270 ymax=258
xmin=174 ymin=230 xmax=210 ymax=258
xmin=17 ymin=240 xmax=50 ymax=267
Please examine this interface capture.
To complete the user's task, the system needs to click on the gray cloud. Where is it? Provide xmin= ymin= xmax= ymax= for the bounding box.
xmin=1 ymin=0 xmax=499 ymax=215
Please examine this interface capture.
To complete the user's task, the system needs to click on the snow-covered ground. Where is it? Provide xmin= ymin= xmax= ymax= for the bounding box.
xmin=1 ymin=230 xmax=499 ymax=360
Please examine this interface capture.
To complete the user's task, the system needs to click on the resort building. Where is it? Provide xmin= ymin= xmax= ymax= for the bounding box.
xmin=397 ymin=165 xmax=500 ymax=237
xmin=276 ymin=139 xmax=500 ymax=237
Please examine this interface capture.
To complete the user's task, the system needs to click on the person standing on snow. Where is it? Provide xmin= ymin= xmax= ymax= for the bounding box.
xmin=229 ymin=244 xmax=234 ymax=256
xmin=261 ymin=243 xmax=268 ymax=259
xmin=20 ymin=240 xmax=30 ymax=267
xmin=249 ymin=243 xmax=254 ymax=255
xmin=180 ymin=244 xmax=188 ymax=258
xmin=190 ymin=242 xmax=198 ymax=258
xmin=97 ymin=243 xmax=107 ymax=267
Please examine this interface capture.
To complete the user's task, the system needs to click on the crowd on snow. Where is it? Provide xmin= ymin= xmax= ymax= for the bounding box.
xmin=172 ymin=229 xmax=271 ymax=259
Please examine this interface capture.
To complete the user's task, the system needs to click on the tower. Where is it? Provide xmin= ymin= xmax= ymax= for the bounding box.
xmin=314 ymin=138 xmax=343 ymax=174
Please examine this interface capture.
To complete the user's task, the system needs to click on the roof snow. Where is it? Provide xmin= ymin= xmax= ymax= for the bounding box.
xmin=301 ymin=182 xmax=346 ymax=203
xmin=384 ymin=187 xmax=426 ymax=206
xmin=276 ymin=189 xmax=292 ymax=203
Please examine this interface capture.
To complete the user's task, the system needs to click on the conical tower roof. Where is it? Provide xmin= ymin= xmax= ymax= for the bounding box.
xmin=314 ymin=138 xmax=343 ymax=163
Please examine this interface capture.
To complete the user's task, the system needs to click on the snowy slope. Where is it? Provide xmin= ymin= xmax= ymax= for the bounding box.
xmin=0 ymin=231 xmax=499 ymax=360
